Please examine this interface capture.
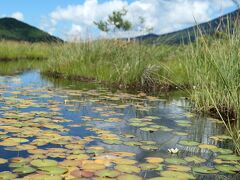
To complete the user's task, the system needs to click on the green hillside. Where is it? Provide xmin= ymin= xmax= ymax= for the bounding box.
xmin=0 ymin=17 xmax=63 ymax=42
xmin=135 ymin=9 xmax=240 ymax=44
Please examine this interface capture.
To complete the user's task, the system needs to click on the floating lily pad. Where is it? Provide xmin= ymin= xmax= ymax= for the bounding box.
xmin=7 ymin=138 xmax=29 ymax=143
xmin=115 ymin=164 xmax=140 ymax=173
xmin=82 ymin=163 xmax=105 ymax=171
xmin=0 ymin=158 xmax=7 ymax=164
xmin=210 ymin=135 xmax=232 ymax=141
xmin=211 ymin=148 xmax=233 ymax=154
xmin=40 ymin=166 xmax=68 ymax=175
xmin=70 ymin=169 xmax=94 ymax=178
xmin=165 ymin=158 xmax=187 ymax=165
xmin=95 ymin=169 xmax=120 ymax=178
xmin=139 ymin=163 xmax=158 ymax=170
xmin=167 ymin=165 xmax=191 ymax=172
xmin=215 ymin=165 xmax=239 ymax=174
xmin=145 ymin=157 xmax=164 ymax=164
xmin=192 ymin=166 xmax=219 ymax=174
xmin=0 ymin=171 xmax=17 ymax=180
xmin=178 ymin=140 xmax=199 ymax=146
xmin=213 ymin=159 xmax=238 ymax=165
xmin=198 ymin=144 xmax=217 ymax=150
xmin=13 ymin=166 xmax=36 ymax=174
xmin=112 ymin=158 xmax=137 ymax=165
xmin=160 ymin=171 xmax=195 ymax=179
xmin=117 ymin=174 xmax=142 ymax=180
xmin=140 ymin=145 xmax=158 ymax=151
xmin=24 ymin=174 xmax=62 ymax=180
xmin=30 ymin=159 xmax=58 ymax=167
xmin=217 ymin=155 xmax=240 ymax=161
xmin=184 ymin=156 xmax=206 ymax=164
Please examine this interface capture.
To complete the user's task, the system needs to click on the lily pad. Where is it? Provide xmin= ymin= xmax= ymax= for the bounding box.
xmin=217 ymin=155 xmax=240 ymax=161
xmin=82 ymin=163 xmax=105 ymax=171
xmin=40 ymin=166 xmax=68 ymax=175
xmin=165 ymin=158 xmax=187 ymax=165
xmin=0 ymin=158 xmax=8 ymax=164
xmin=198 ymin=144 xmax=217 ymax=150
xmin=30 ymin=159 xmax=58 ymax=167
xmin=139 ymin=163 xmax=158 ymax=170
xmin=184 ymin=156 xmax=206 ymax=164
xmin=215 ymin=165 xmax=239 ymax=174
xmin=160 ymin=171 xmax=195 ymax=179
xmin=117 ymin=174 xmax=142 ymax=180
xmin=24 ymin=174 xmax=62 ymax=180
xmin=0 ymin=171 xmax=17 ymax=180
xmin=192 ymin=166 xmax=219 ymax=174
xmin=95 ymin=170 xmax=120 ymax=178
xmin=115 ymin=164 xmax=140 ymax=173
xmin=13 ymin=166 xmax=36 ymax=174
xmin=211 ymin=148 xmax=233 ymax=154
xmin=145 ymin=157 xmax=164 ymax=164
xmin=167 ymin=165 xmax=191 ymax=172
xmin=178 ymin=140 xmax=199 ymax=146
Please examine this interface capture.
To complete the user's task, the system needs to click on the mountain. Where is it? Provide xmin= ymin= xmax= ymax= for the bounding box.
xmin=135 ymin=8 xmax=240 ymax=44
xmin=0 ymin=17 xmax=63 ymax=43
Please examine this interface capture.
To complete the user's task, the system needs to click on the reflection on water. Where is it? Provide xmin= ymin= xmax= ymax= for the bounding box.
xmin=0 ymin=70 xmax=239 ymax=179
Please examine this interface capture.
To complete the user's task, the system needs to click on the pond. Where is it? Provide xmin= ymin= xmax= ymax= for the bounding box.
xmin=0 ymin=70 xmax=239 ymax=180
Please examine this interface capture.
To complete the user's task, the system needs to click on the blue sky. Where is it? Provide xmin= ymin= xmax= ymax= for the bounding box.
xmin=0 ymin=0 xmax=237 ymax=40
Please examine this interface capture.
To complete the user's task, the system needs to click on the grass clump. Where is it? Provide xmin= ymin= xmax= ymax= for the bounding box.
xmin=45 ymin=40 xmax=185 ymax=91
xmin=182 ymin=33 xmax=240 ymax=153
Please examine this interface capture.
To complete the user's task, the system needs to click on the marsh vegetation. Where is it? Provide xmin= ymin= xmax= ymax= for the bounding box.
xmin=0 ymin=27 xmax=239 ymax=179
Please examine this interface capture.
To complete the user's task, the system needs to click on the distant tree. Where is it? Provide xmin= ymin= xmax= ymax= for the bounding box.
xmin=94 ymin=8 xmax=132 ymax=34
xmin=137 ymin=16 xmax=153 ymax=34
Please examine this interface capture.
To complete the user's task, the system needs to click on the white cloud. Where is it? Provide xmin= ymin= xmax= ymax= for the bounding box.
xmin=43 ymin=0 xmax=235 ymax=40
xmin=11 ymin=12 xmax=24 ymax=21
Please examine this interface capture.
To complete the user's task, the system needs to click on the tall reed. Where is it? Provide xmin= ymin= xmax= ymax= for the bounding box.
xmin=182 ymin=31 xmax=240 ymax=154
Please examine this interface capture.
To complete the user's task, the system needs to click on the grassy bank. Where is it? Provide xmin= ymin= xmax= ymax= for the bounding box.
xmin=0 ymin=40 xmax=51 ymax=61
xmin=44 ymin=40 xmax=188 ymax=91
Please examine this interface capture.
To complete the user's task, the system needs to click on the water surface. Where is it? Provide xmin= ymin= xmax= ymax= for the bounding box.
xmin=0 ymin=70 xmax=239 ymax=179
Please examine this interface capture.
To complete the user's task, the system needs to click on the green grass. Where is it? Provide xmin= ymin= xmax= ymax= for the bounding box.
xmin=45 ymin=40 xmax=186 ymax=90
xmin=181 ymin=34 xmax=240 ymax=153
xmin=0 ymin=40 xmax=51 ymax=60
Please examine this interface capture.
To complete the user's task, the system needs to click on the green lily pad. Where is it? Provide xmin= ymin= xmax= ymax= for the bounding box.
xmin=95 ymin=169 xmax=120 ymax=178
xmin=25 ymin=174 xmax=62 ymax=180
xmin=165 ymin=158 xmax=187 ymax=165
xmin=8 ymin=138 xmax=29 ymax=143
xmin=178 ymin=140 xmax=199 ymax=146
xmin=31 ymin=159 xmax=58 ymax=167
xmin=167 ymin=165 xmax=191 ymax=172
xmin=160 ymin=171 xmax=195 ymax=179
xmin=117 ymin=174 xmax=142 ymax=180
xmin=198 ymin=144 xmax=217 ymax=150
xmin=215 ymin=165 xmax=239 ymax=174
xmin=0 ymin=171 xmax=17 ymax=180
xmin=217 ymin=155 xmax=240 ymax=161
xmin=139 ymin=163 xmax=158 ymax=170
xmin=115 ymin=164 xmax=140 ymax=173
xmin=40 ymin=166 xmax=68 ymax=175
xmin=192 ymin=166 xmax=219 ymax=174
xmin=13 ymin=166 xmax=36 ymax=174
xmin=184 ymin=156 xmax=206 ymax=164
xmin=211 ymin=148 xmax=233 ymax=154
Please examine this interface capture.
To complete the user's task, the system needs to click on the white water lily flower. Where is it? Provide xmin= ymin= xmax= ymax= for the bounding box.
xmin=168 ymin=148 xmax=179 ymax=154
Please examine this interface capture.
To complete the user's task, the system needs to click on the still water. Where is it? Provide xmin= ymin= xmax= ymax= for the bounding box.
xmin=0 ymin=70 xmax=239 ymax=179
